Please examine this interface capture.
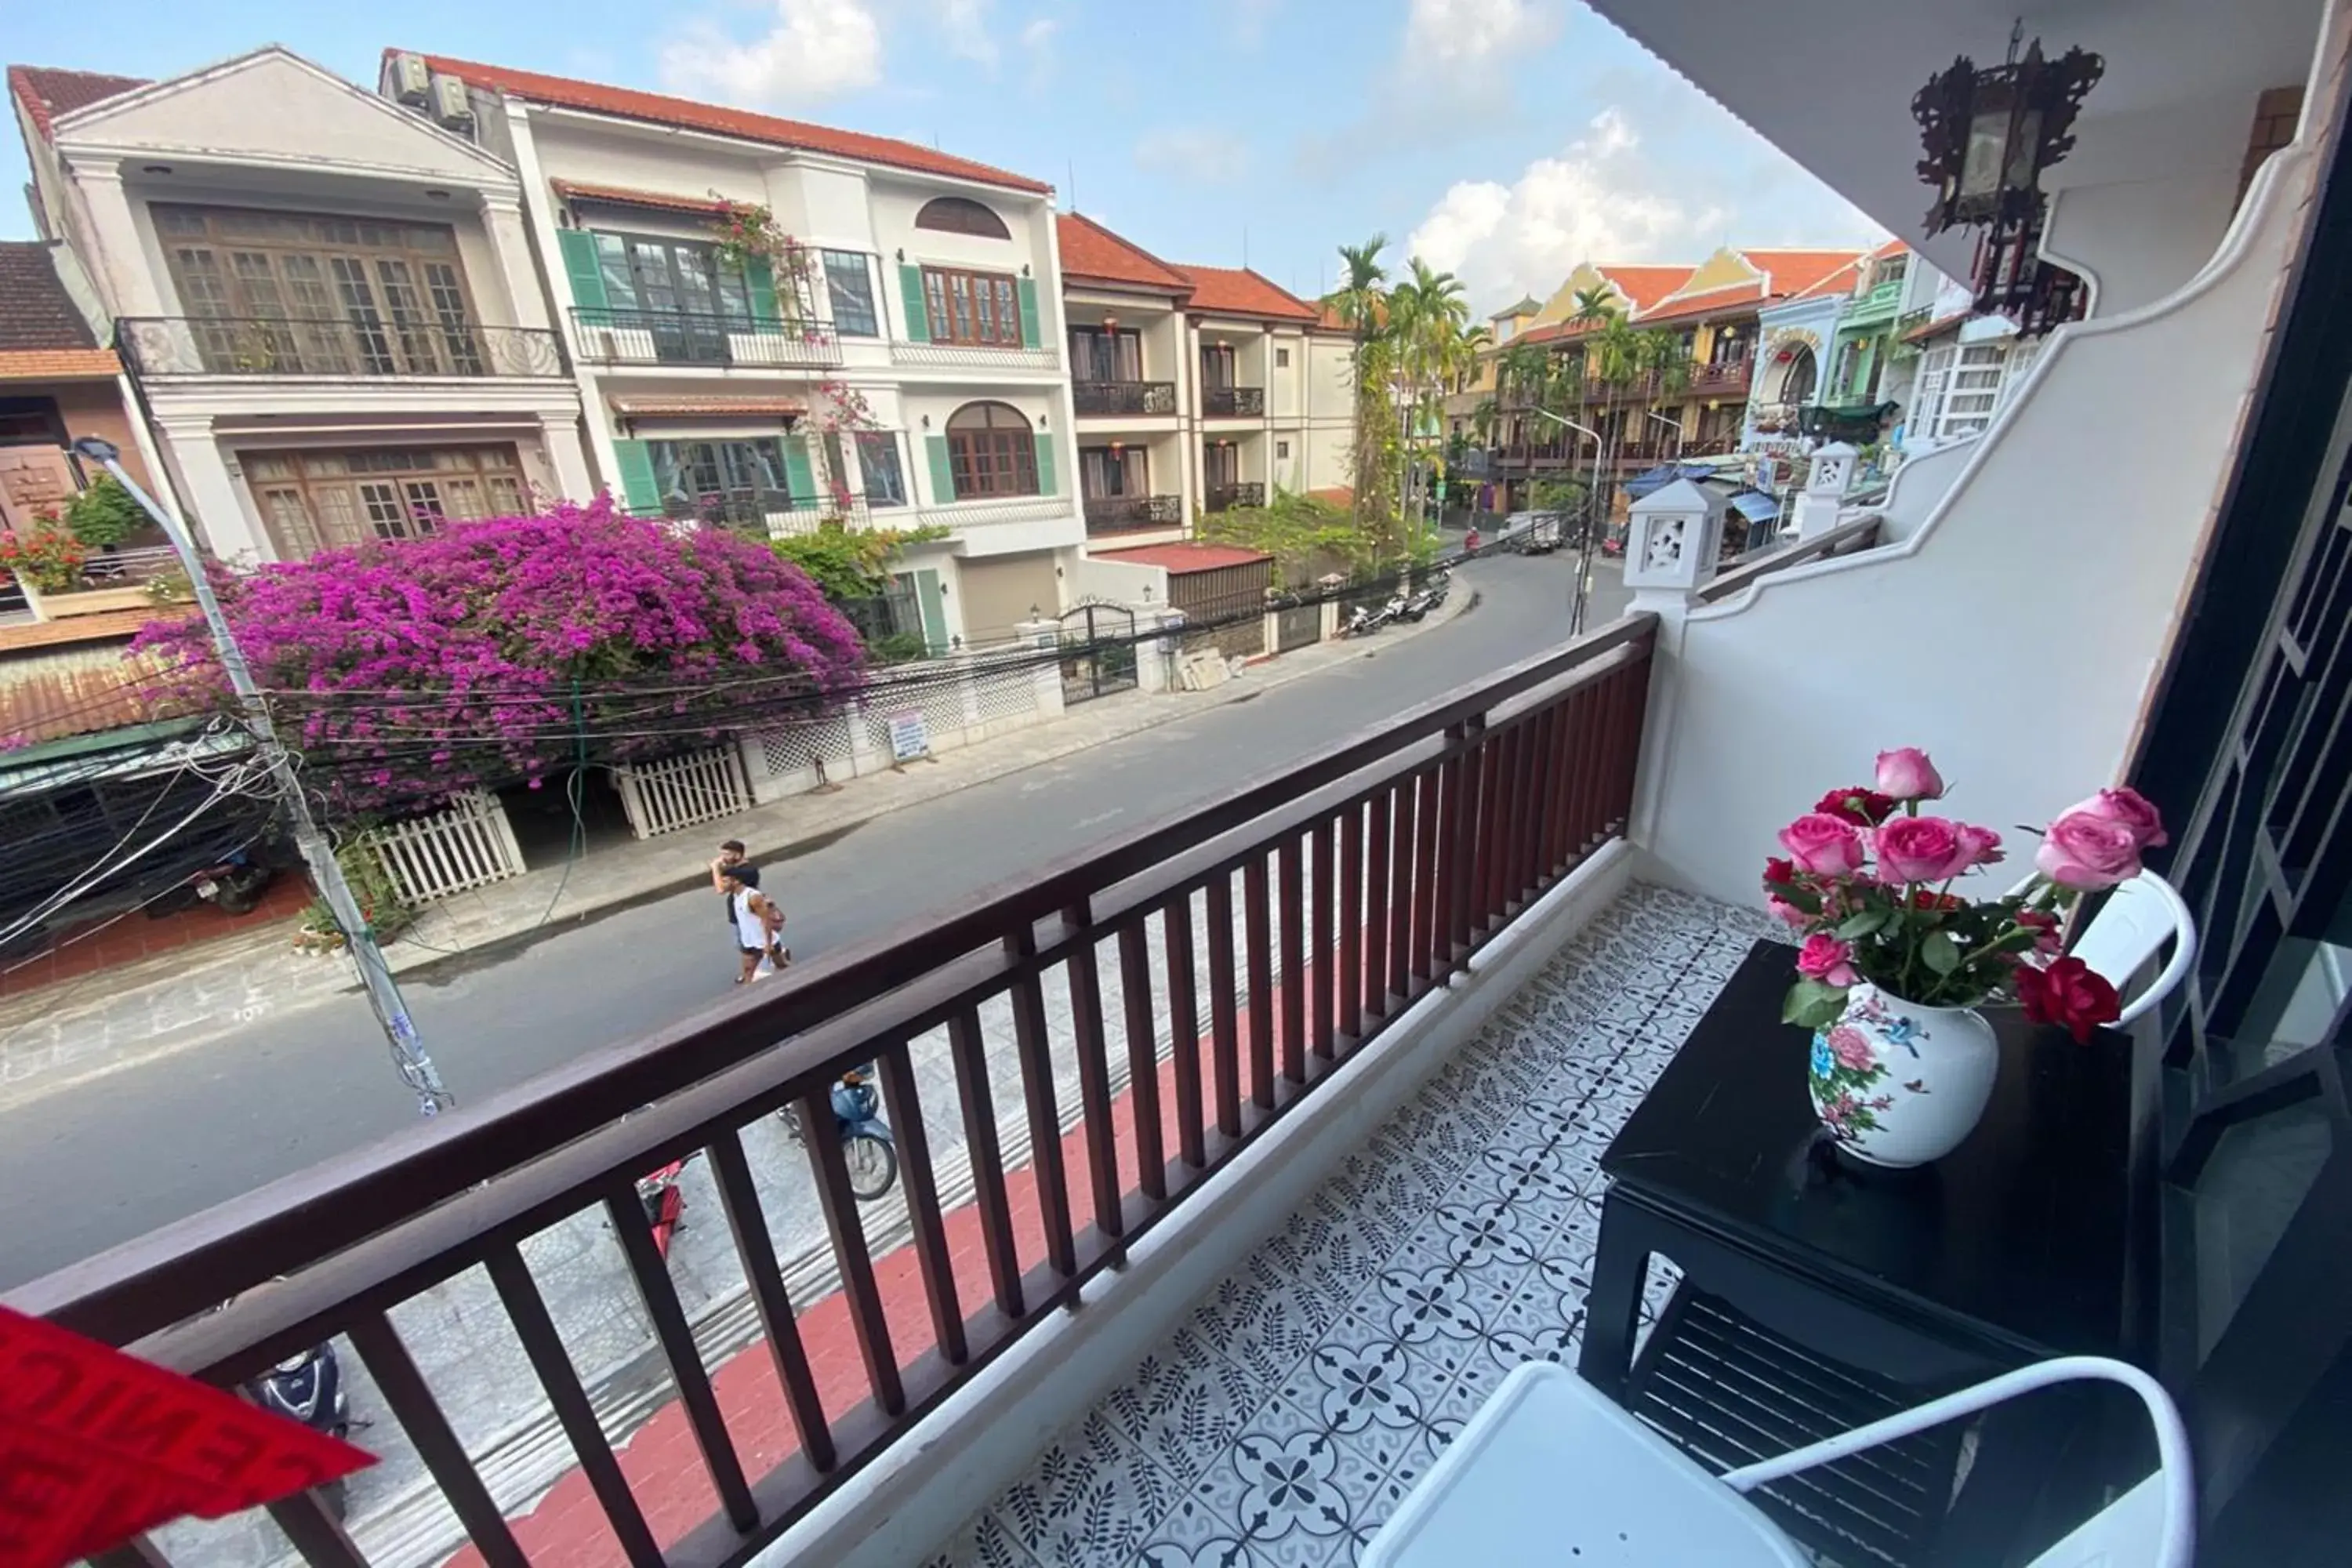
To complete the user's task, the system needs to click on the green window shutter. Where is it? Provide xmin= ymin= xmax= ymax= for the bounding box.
xmin=899 ymin=265 xmax=931 ymax=343
xmin=610 ymin=439 xmax=659 ymax=514
xmin=782 ymin=434 xmax=816 ymax=503
xmin=1016 ymin=277 xmax=1040 ymax=349
xmin=557 ymin=230 xmax=608 ymax=313
xmin=926 ymin=434 xmax=956 ymax=502
xmin=1033 ymin=432 xmax=1056 ymax=495
xmin=745 ymin=256 xmax=782 ymax=326
xmin=913 ymin=568 xmax=949 ymax=655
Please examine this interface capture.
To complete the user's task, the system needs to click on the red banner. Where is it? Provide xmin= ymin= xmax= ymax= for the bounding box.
xmin=0 ymin=1304 xmax=373 ymax=1567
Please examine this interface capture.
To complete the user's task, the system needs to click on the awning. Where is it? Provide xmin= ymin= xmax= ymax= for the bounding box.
xmin=609 ymin=396 xmax=805 ymax=421
xmin=554 ymin=180 xmax=740 ymax=216
xmin=1728 ymin=490 xmax=1780 ymax=522
xmin=1622 ymin=462 xmax=1721 ymax=499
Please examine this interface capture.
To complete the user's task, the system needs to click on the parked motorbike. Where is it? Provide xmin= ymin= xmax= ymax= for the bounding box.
xmin=249 ymin=1345 xmax=354 ymax=1519
xmin=194 ymin=849 xmax=274 ymax=915
xmin=635 ymin=1157 xmax=691 ymax=1258
xmin=1399 ymin=572 xmax=1450 ymax=622
xmin=778 ymin=1065 xmax=898 ymax=1201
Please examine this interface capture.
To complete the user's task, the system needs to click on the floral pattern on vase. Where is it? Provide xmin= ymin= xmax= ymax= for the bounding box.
xmin=1807 ymin=983 xmax=1999 ymax=1167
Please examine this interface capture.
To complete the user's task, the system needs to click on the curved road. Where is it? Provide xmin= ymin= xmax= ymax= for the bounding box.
xmin=0 ymin=551 xmax=1624 ymax=1289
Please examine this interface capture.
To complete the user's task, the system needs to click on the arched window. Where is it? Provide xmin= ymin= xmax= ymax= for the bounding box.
xmin=914 ymin=197 xmax=1011 ymax=239
xmin=946 ymin=401 xmax=1037 ymax=497
xmin=1777 ymin=344 xmax=1819 ymax=407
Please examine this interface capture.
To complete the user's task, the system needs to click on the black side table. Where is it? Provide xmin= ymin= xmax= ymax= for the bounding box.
xmin=1577 ymin=939 xmax=2147 ymax=1565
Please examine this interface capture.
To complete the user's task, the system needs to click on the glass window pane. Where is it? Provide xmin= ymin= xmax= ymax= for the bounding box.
xmin=824 ymin=252 xmax=877 ymax=336
xmin=856 ymin=432 xmax=906 ymax=504
xmin=595 ymin=234 xmax=639 ymax=313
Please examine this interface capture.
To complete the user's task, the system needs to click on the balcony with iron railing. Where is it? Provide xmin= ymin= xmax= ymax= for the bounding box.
xmin=1073 ymin=380 xmax=1179 ymax=418
xmin=633 ymin=489 xmax=877 ymax=538
xmin=571 ymin=307 xmax=842 ymax=370
xmin=1204 ymin=479 xmax=1266 ymax=512
xmin=1083 ymin=492 xmax=1184 ymax=533
xmin=1202 ymin=386 xmax=1265 ymax=418
xmin=118 ymin=316 xmax=568 ymax=379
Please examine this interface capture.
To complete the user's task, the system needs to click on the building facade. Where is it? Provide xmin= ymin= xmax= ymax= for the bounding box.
xmin=0 ymin=238 xmax=155 ymax=538
xmin=389 ymin=50 xmax=1083 ymax=653
xmin=10 ymin=50 xmax=590 ymax=565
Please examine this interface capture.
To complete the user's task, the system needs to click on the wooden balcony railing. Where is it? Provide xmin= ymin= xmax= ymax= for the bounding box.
xmin=1202 ymin=386 xmax=1265 ymax=417
xmin=1689 ymin=358 xmax=1752 ymax=395
xmin=16 ymin=620 xmax=1656 ymax=1568
xmin=1205 ymin=480 xmax=1265 ymax=512
xmin=1083 ymin=493 xmax=1183 ymax=532
xmin=1073 ymin=379 xmax=1178 ymax=417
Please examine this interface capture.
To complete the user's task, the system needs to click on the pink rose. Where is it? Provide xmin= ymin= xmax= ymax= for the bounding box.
xmin=1796 ymin=935 xmax=1858 ymax=988
xmin=1778 ymin=813 xmax=1865 ymax=877
xmin=1767 ymin=895 xmax=1809 ymax=927
xmin=1873 ymin=815 xmax=1996 ymax=884
xmin=2065 ymin=787 xmax=2169 ymax=850
xmin=1875 ymin=747 xmax=1945 ymax=801
xmin=2035 ymin=807 xmax=2145 ymax=890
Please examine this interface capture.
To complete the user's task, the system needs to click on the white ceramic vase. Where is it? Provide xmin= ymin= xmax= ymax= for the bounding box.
xmin=1809 ymin=982 xmax=1999 ymax=1167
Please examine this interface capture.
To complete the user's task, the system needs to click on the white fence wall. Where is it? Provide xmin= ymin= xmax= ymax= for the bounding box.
xmin=364 ymin=789 xmax=525 ymax=906
xmin=738 ymin=647 xmax=1062 ymax=804
xmin=613 ymin=746 xmax=757 ymax=839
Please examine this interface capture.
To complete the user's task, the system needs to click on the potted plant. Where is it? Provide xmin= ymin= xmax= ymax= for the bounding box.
xmin=1767 ymin=748 xmax=2166 ymax=1167
xmin=0 ymin=521 xmax=90 ymax=613
xmin=62 ymin=474 xmax=146 ymax=554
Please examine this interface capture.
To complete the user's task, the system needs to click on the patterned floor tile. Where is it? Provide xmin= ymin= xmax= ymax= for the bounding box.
xmin=930 ymin=886 xmax=1751 ymax=1567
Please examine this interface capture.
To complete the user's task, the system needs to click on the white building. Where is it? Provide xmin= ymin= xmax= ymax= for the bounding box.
xmin=386 ymin=51 xmax=1083 ymax=652
xmin=9 ymin=49 xmax=590 ymax=564
xmin=1057 ymin=212 xmax=1354 ymax=550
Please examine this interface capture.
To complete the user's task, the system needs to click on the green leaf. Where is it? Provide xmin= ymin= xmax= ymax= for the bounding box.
xmin=1921 ymin=929 xmax=1962 ymax=975
xmin=1837 ymin=906 xmax=1890 ymax=941
xmin=1782 ymin=978 xmax=1846 ymax=1028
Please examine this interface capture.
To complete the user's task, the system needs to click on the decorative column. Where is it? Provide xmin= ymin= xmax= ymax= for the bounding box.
xmin=1791 ymin=441 xmax=1857 ymax=539
xmin=154 ymin=416 xmax=273 ymax=563
xmin=67 ymin=163 xmax=168 ymax=317
xmin=477 ymin=191 xmax=553 ymax=331
xmin=1621 ymin=478 xmax=1730 ymax=865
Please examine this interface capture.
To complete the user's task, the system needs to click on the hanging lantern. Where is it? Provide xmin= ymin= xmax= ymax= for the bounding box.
xmin=1911 ymin=31 xmax=2103 ymax=235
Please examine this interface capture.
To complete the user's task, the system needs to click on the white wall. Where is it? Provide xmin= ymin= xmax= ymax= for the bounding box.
xmin=1070 ymin=554 xmax=1164 ymax=607
xmin=1639 ymin=134 xmax=2311 ymax=910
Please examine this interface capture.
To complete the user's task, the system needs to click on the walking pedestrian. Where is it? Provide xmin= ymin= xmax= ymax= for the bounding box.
xmin=724 ymin=864 xmax=789 ymax=984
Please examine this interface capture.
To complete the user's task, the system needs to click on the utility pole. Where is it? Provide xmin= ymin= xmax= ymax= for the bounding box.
xmin=72 ymin=436 xmax=452 ymax=1116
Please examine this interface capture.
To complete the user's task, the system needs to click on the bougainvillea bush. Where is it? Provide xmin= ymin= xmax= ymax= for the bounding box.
xmin=133 ymin=498 xmax=864 ymax=811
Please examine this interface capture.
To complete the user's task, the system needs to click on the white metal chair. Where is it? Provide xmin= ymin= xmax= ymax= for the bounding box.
xmin=1363 ymin=1356 xmax=2194 ymax=1567
xmin=2009 ymin=869 xmax=2197 ymax=1025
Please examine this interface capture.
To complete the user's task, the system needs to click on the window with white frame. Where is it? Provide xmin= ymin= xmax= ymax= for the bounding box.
xmin=1937 ymin=344 xmax=2008 ymax=437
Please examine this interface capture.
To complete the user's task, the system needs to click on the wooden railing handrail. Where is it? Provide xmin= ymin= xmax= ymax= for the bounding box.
xmin=14 ymin=615 xmax=1657 ymax=1346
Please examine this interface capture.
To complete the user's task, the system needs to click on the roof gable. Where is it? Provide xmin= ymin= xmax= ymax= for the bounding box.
xmin=1056 ymin=213 xmax=1190 ymax=294
xmin=1177 ymin=263 xmax=1318 ymax=322
xmin=49 ymin=48 xmax=511 ymax=180
xmin=400 ymin=50 xmax=1050 ymax=194
xmin=1742 ymin=249 xmax=1869 ymax=298
xmin=7 ymin=65 xmax=147 ymax=141
xmin=1597 ymin=264 xmax=1694 ymax=313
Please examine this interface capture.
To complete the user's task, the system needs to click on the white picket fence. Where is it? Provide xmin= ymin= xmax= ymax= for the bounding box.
xmin=364 ymin=789 xmax=525 ymax=906
xmin=612 ymin=746 xmax=756 ymax=840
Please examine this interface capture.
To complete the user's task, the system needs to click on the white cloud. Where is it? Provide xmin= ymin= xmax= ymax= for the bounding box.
xmin=660 ymin=0 xmax=884 ymax=107
xmin=1403 ymin=0 xmax=1562 ymax=66
xmin=1232 ymin=0 xmax=1279 ymax=47
xmin=1405 ymin=110 xmax=1713 ymax=311
xmin=1133 ymin=126 xmax=1252 ymax=185
xmin=937 ymin=0 xmax=1000 ymax=68
xmin=1021 ymin=16 xmax=1059 ymax=87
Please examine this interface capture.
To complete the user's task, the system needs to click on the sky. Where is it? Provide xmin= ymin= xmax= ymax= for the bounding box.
xmin=3 ymin=0 xmax=1885 ymax=316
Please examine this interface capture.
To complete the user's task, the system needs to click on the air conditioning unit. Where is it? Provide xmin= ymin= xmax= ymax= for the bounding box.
xmin=390 ymin=53 xmax=431 ymax=107
xmin=430 ymin=74 xmax=474 ymax=132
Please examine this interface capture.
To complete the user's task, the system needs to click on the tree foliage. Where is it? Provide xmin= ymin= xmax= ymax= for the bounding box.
xmin=769 ymin=521 xmax=949 ymax=602
xmin=62 ymin=474 xmax=148 ymax=549
xmin=1197 ymin=488 xmax=1377 ymax=587
xmin=132 ymin=499 xmax=866 ymax=811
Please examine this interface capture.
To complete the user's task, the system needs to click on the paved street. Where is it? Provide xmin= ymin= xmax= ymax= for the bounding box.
xmin=0 ymin=550 xmax=1627 ymax=1293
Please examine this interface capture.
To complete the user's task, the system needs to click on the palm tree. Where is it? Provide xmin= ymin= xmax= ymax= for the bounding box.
xmin=1320 ymin=237 xmax=1397 ymax=550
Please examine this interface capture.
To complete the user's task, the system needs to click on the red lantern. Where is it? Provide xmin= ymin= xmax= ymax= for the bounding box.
xmin=1775 ymin=347 xmax=1796 ymax=364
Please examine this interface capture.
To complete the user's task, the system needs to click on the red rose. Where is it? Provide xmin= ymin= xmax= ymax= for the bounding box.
xmin=1762 ymin=856 xmax=1797 ymax=887
xmin=1814 ymin=786 xmax=1896 ymax=827
xmin=1909 ymin=889 xmax=1963 ymax=911
xmin=2015 ymin=955 xmax=2122 ymax=1044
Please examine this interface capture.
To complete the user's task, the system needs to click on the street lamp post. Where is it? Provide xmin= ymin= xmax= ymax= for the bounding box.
xmin=1526 ymin=408 xmax=1605 ymax=636
xmin=71 ymin=435 xmax=452 ymax=1117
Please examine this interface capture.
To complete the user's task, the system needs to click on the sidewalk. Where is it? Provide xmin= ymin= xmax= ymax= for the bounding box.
xmin=0 ymin=590 xmax=1477 ymax=1105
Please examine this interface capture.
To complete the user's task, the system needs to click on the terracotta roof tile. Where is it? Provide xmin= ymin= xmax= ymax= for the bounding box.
xmin=1597 ymin=264 xmax=1695 ymax=313
xmin=6 ymin=64 xmax=149 ymax=140
xmin=400 ymin=52 xmax=1050 ymax=194
xmin=1176 ymin=264 xmax=1319 ymax=323
xmin=1094 ymin=541 xmax=1271 ymax=572
xmin=0 ymin=650 xmax=180 ymax=746
xmin=1785 ymin=253 xmax=1868 ymax=300
xmin=0 ymin=243 xmax=98 ymax=354
xmin=1871 ymin=237 xmax=1910 ymax=260
xmin=554 ymin=180 xmax=740 ymax=216
xmin=1056 ymin=213 xmax=1190 ymax=294
xmin=1635 ymin=281 xmax=1767 ymax=325
xmin=1903 ymin=310 xmax=1969 ymax=344
xmin=1744 ymin=249 xmax=1869 ymax=299
xmin=0 ymin=349 xmax=118 ymax=381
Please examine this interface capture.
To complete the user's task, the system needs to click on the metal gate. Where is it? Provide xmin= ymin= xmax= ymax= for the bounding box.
xmin=1275 ymin=597 xmax=1322 ymax=652
xmin=1059 ymin=601 xmax=1138 ymax=704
